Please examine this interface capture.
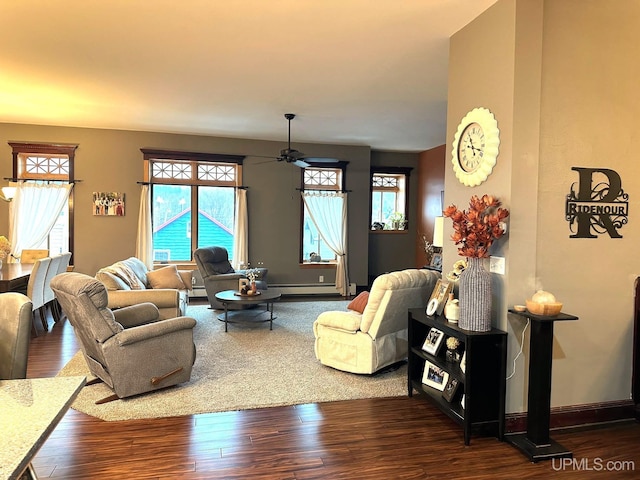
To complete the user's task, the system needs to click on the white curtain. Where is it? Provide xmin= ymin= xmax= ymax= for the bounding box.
xmin=136 ymin=184 xmax=153 ymax=269
xmin=232 ymin=188 xmax=248 ymax=270
xmin=8 ymin=182 xmax=73 ymax=261
xmin=302 ymin=191 xmax=349 ymax=296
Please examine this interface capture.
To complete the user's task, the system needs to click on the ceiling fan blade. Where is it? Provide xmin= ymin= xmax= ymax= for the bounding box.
xmin=301 ymin=157 xmax=341 ymax=163
xmin=292 ymin=159 xmax=310 ymax=168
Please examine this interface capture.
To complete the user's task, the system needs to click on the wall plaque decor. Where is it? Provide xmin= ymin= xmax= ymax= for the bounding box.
xmin=565 ymin=167 xmax=627 ymax=238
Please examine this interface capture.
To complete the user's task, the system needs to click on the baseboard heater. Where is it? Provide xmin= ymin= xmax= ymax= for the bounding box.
xmin=269 ymin=283 xmax=356 ymax=296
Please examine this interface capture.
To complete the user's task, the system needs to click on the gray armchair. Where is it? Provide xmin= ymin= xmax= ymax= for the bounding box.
xmin=51 ymin=272 xmax=196 ymax=403
xmin=194 ymin=246 xmax=268 ymax=309
xmin=0 ymin=292 xmax=33 ymax=380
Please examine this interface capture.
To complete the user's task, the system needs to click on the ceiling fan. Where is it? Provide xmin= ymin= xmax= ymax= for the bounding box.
xmin=275 ymin=113 xmax=340 ymax=167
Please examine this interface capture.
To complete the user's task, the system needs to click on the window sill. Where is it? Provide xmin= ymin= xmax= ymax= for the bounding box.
xmin=370 ymin=229 xmax=409 ymax=234
xmin=299 ymin=262 xmax=337 ymax=269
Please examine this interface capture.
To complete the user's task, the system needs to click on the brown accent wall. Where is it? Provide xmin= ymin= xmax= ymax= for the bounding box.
xmin=416 ymin=145 xmax=445 ymax=267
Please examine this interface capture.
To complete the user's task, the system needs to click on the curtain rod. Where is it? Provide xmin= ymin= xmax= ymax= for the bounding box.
xmin=4 ymin=178 xmax=81 ymax=183
xmin=297 ymin=187 xmax=351 ymax=193
xmin=136 ymin=181 xmax=248 ymax=189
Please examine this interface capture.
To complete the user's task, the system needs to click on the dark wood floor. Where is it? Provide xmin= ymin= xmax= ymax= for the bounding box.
xmin=26 ymin=302 xmax=640 ymax=479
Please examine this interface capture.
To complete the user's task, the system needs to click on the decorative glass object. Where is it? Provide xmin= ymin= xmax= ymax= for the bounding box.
xmin=444 ymin=293 xmax=460 ymax=324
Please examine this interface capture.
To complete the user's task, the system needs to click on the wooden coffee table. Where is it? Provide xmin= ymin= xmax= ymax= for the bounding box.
xmin=214 ymin=289 xmax=282 ymax=332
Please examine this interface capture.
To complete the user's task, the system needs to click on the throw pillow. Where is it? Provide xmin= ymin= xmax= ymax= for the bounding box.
xmin=147 ymin=265 xmax=187 ymax=290
xmin=347 ymin=291 xmax=369 ymax=314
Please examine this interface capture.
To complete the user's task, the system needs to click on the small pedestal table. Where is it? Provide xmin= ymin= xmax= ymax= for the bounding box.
xmin=506 ymin=309 xmax=578 ymax=462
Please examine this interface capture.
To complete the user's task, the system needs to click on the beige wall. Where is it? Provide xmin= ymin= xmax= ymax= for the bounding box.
xmin=537 ymin=0 xmax=638 ymax=407
xmin=447 ymin=0 xmax=638 ymax=414
xmin=0 ymin=124 xmax=385 ymax=288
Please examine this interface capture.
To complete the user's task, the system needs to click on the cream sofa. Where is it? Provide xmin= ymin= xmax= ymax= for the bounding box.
xmin=95 ymin=257 xmax=191 ymax=319
xmin=313 ymin=268 xmax=439 ymax=374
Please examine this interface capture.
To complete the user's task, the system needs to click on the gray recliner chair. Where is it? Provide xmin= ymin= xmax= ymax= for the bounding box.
xmin=51 ymin=272 xmax=197 ymax=403
xmin=193 ymin=246 xmax=268 ymax=309
xmin=0 ymin=292 xmax=33 ymax=380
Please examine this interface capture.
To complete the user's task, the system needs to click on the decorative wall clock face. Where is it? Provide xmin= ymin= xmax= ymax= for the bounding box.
xmin=451 ymin=107 xmax=500 ymax=187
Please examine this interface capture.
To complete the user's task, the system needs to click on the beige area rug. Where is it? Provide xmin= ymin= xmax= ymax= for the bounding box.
xmin=57 ymin=301 xmax=407 ymax=421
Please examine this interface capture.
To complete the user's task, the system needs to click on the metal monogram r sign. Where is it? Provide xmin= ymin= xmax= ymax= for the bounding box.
xmin=565 ymin=167 xmax=628 ymax=239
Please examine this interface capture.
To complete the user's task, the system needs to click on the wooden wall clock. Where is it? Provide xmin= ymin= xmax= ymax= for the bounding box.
xmin=451 ymin=107 xmax=500 ymax=187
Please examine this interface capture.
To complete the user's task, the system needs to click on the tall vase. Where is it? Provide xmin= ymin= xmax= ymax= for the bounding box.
xmin=458 ymin=257 xmax=492 ymax=332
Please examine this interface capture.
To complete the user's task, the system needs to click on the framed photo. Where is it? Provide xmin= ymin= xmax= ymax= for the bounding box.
xmin=93 ymin=192 xmax=125 ymax=216
xmin=460 ymin=351 xmax=466 ymax=374
xmin=442 ymin=377 xmax=460 ymax=402
xmin=422 ymin=361 xmax=449 ymax=391
xmin=421 ymin=327 xmax=444 ymax=355
xmin=425 ymin=279 xmax=452 ymax=317
xmin=429 ymin=252 xmax=442 ymax=270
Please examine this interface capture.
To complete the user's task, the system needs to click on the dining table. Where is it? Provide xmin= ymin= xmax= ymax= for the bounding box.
xmin=0 ymin=262 xmax=33 ymax=293
xmin=0 ymin=376 xmax=86 ymax=480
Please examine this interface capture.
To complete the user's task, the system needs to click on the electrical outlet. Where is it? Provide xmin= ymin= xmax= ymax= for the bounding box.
xmin=489 ymin=256 xmax=505 ymax=275
xmin=319 ymin=275 xmax=324 ymax=283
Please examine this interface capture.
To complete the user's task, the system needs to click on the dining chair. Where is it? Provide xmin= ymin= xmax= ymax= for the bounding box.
xmin=0 ymin=292 xmax=33 ymax=379
xmin=46 ymin=252 xmax=72 ymax=322
xmin=26 ymin=257 xmax=52 ymax=335
xmin=43 ymin=254 xmax=63 ymax=322
xmin=20 ymin=249 xmax=49 ymax=264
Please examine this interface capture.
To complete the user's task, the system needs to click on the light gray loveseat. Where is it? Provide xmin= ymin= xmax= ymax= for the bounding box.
xmin=95 ymin=257 xmax=191 ymax=319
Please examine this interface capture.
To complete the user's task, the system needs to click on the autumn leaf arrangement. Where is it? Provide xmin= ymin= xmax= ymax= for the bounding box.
xmin=443 ymin=195 xmax=510 ymax=258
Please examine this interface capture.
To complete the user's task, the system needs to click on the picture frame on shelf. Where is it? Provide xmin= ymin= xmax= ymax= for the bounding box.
xmin=429 ymin=252 xmax=443 ymax=270
xmin=442 ymin=377 xmax=460 ymax=402
xmin=460 ymin=351 xmax=466 ymax=374
xmin=425 ymin=279 xmax=452 ymax=317
xmin=422 ymin=361 xmax=449 ymax=391
xmin=422 ymin=327 xmax=445 ymax=355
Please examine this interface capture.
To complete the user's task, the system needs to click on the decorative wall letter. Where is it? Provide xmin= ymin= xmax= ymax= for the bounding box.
xmin=565 ymin=167 xmax=628 ymax=238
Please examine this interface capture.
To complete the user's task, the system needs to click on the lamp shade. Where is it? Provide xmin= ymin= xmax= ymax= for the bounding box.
xmin=1 ymin=187 xmax=15 ymax=201
xmin=433 ymin=216 xmax=444 ymax=248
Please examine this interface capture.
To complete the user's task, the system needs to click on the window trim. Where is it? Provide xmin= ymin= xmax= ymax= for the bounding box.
xmin=8 ymin=142 xmax=77 ymax=261
xmin=370 ymin=166 xmax=412 ymax=233
xmin=142 ymin=149 xmax=245 ymax=263
xmin=299 ymin=161 xmax=348 ymax=265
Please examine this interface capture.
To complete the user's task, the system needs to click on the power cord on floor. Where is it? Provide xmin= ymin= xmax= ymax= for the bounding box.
xmin=506 ymin=317 xmax=530 ymax=380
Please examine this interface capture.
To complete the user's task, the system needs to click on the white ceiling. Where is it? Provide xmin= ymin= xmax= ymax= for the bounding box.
xmin=0 ymin=1 xmax=497 ymax=152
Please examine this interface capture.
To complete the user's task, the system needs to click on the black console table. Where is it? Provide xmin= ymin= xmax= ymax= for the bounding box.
xmin=506 ymin=309 xmax=578 ymax=462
